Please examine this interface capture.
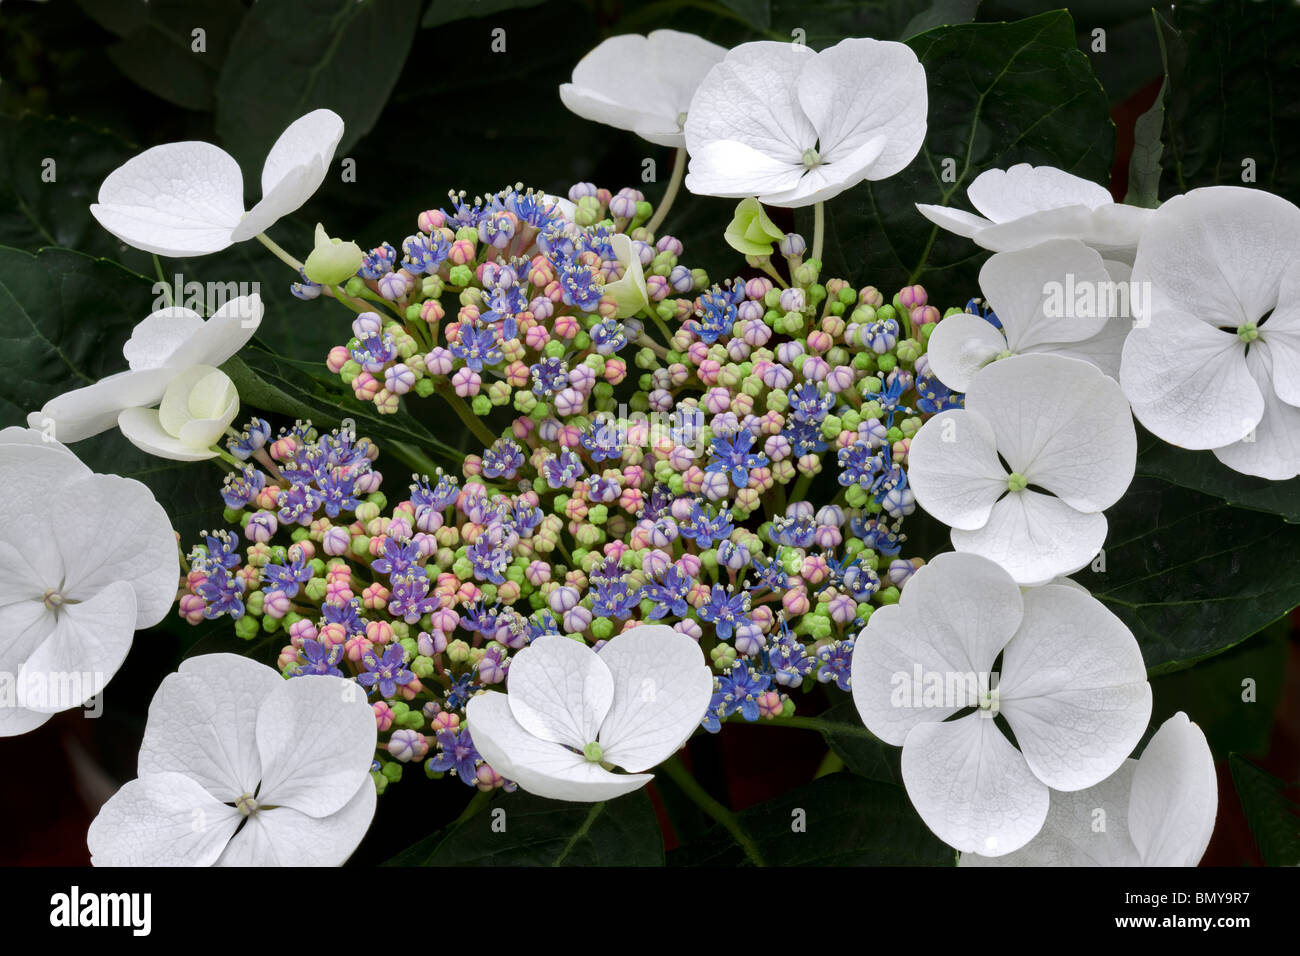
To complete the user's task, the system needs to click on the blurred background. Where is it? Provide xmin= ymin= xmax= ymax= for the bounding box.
xmin=1 ymin=0 xmax=1297 ymax=865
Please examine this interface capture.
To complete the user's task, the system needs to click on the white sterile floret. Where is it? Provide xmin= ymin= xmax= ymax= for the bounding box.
xmin=915 ymin=163 xmax=1153 ymax=259
xmin=683 ymin=38 xmax=927 ymax=208
xmin=0 ymin=428 xmax=177 ymax=736
xmin=960 ymin=712 xmax=1217 ymax=866
xmin=1119 ymin=186 xmax=1300 ymax=479
xmin=559 ymin=30 xmax=727 ymax=148
xmin=926 ymin=238 xmax=1137 ymax=391
xmin=465 ymin=624 xmax=713 ymax=801
xmin=907 ymin=353 xmax=1136 ymax=585
xmin=91 ymin=110 xmax=343 ymax=257
xmin=27 ymin=294 xmax=262 ymax=459
xmin=88 ymin=654 xmax=378 ymax=866
xmin=850 ymin=552 xmax=1152 ymax=857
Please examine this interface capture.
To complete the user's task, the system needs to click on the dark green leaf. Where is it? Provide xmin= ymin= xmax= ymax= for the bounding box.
xmin=215 ymin=0 xmax=422 ymax=170
xmin=770 ymin=0 xmax=979 ymax=48
xmin=1124 ymin=74 xmax=1166 ymax=207
xmin=1229 ymin=754 xmax=1300 ymax=867
xmin=1134 ymin=427 xmax=1300 ymax=524
xmin=808 ymin=10 xmax=1114 ymax=296
xmin=717 ymin=0 xmax=772 ymax=31
xmin=386 ymin=789 xmax=665 ymax=865
xmin=814 ymin=699 xmax=902 ymax=785
xmin=1075 ymin=477 xmax=1300 ymax=675
xmin=672 ymin=772 xmax=954 ymax=866
xmin=422 ymin=0 xmax=548 ymax=28
xmin=0 ymin=115 xmax=151 ymax=269
xmin=1157 ymin=0 xmax=1300 ymax=199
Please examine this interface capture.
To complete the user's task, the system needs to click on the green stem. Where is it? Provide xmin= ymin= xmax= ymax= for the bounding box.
xmin=754 ymin=713 xmax=880 ymax=740
xmin=452 ymin=788 xmax=494 ymax=827
xmin=153 ymin=255 xmax=173 ymax=307
xmin=435 ymin=384 xmax=498 ymax=448
xmin=758 ymin=258 xmax=790 ymax=289
xmin=386 ymin=439 xmax=449 ymax=478
xmin=645 ymin=147 xmax=687 ymax=235
xmin=810 ymin=201 xmax=825 ymax=263
xmin=255 ymin=233 xmax=304 ymax=272
xmin=648 ymin=309 xmax=676 ymax=346
xmin=660 ymin=755 xmax=766 ymax=867
xmin=636 ymin=333 xmax=669 ymax=360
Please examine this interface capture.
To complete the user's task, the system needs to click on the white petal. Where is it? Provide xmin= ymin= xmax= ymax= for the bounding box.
xmin=88 ymin=772 xmax=242 ymax=866
xmin=974 ymin=205 xmax=1114 ymax=253
xmin=1132 ymin=186 xmax=1300 ymax=325
xmin=965 ymin=353 xmax=1135 ymax=511
xmin=998 ymin=584 xmax=1150 ymax=791
xmin=254 ymin=675 xmax=377 ymax=817
xmin=164 ymin=294 xmax=264 ymax=369
xmin=139 ymin=654 xmax=283 ymax=801
xmin=961 ymin=760 xmax=1141 ymax=866
xmin=560 ymin=85 xmax=678 ymax=147
xmin=0 ymin=592 xmax=54 ymax=671
xmin=466 ymin=691 xmax=652 ymax=802
xmin=1040 ymin=259 xmax=1135 ymax=379
xmin=980 ymin=240 xmax=1111 ymax=351
xmin=55 ymin=472 xmax=178 ymax=628
xmin=18 ymin=580 xmax=135 ymax=713
xmin=230 ymin=110 xmax=343 ymax=241
xmin=683 ymin=41 xmax=814 ymax=163
xmin=216 ymin=779 xmax=376 ymax=866
xmin=685 ymin=140 xmax=804 ymax=200
xmin=923 ymin=313 xmax=1006 ymax=392
xmin=0 ymin=426 xmax=89 ymax=466
xmin=758 ymin=135 xmax=887 ymax=208
xmin=594 ymin=624 xmax=713 ymax=772
xmin=967 ymin=164 xmax=1113 ymax=222
xmin=1120 ymin=314 xmax=1259 ymax=450
xmin=1256 ymin=264 xmax=1300 ymax=405
xmin=797 ymin=38 xmax=926 ymax=180
xmin=1211 ymin=340 xmax=1300 ymax=479
xmin=117 ymin=407 xmax=217 ymax=461
xmin=647 ymin=29 xmax=728 ymax=124
xmin=902 ymin=714 xmax=1050 ymax=856
xmin=0 ymin=704 xmax=53 ymax=737
xmin=953 ymin=490 xmax=1107 ymax=586
xmin=0 ymin=443 xmax=79 ymax=583
xmin=504 ymin=634 xmax=614 ymax=750
xmin=907 ymin=409 xmax=1008 ymax=531
xmin=31 ymin=367 xmax=178 ymax=443
xmin=851 ymin=553 xmax=1023 ymax=746
xmin=1127 ymin=712 xmax=1217 ymax=866
xmin=122 ymin=308 xmax=206 ymax=370
xmin=91 ymin=141 xmax=244 ymax=257
xmin=561 ymin=35 xmax=673 ymax=131
xmin=914 ymin=203 xmax=993 ymax=239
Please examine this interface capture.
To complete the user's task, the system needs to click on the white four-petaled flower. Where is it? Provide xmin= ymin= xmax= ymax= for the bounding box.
xmin=1120 ymin=186 xmax=1300 ymax=479
xmin=91 ymin=109 xmax=343 ymax=257
xmin=0 ymin=428 xmax=177 ymax=736
xmin=907 ymin=353 xmax=1136 ymax=585
xmin=559 ymin=30 xmax=727 ymax=148
xmin=960 ymin=712 xmax=1217 ymax=866
xmin=851 ymin=552 xmax=1152 ymax=857
xmin=27 ymin=294 xmax=262 ymax=459
xmin=925 ymin=238 xmax=1135 ymax=390
xmin=465 ymin=624 xmax=713 ymax=802
xmin=683 ymin=38 xmax=927 ymax=207
xmin=915 ymin=163 xmax=1153 ymax=259
xmin=88 ymin=654 xmax=377 ymax=866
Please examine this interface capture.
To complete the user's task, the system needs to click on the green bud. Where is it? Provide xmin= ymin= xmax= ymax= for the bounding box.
xmin=724 ymin=197 xmax=785 ymax=256
xmin=302 ymin=224 xmax=364 ymax=286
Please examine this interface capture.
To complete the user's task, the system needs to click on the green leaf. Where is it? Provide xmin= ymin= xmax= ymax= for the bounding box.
xmin=0 ymin=115 xmax=150 ymax=269
xmin=717 ymin=0 xmax=772 ymax=31
xmin=215 ymin=0 xmax=422 ymax=170
xmin=0 ymin=245 xmax=155 ymax=417
xmin=1229 ymin=754 xmax=1300 ymax=867
xmin=1074 ymin=477 xmax=1300 ymax=675
xmin=422 ymin=0 xmax=548 ymax=28
xmin=770 ymin=0 xmax=979 ymax=47
xmin=386 ymin=790 xmax=665 ymax=865
xmin=672 ymin=772 xmax=955 ymax=866
xmin=813 ymin=699 xmax=902 ymax=785
xmin=808 ymin=10 xmax=1114 ymax=296
xmin=1124 ymin=74 xmax=1166 ymax=207
xmin=80 ymin=0 xmax=247 ymax=111
xmin=1157 ymin=0 xmax=1300 ymax=198
xmin=1134 ymin=427 xmax=1300 ymax=523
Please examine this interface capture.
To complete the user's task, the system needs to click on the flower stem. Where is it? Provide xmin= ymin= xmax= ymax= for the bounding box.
xmin=645 ymin=147 xmax=687 ymax=235
xmin=386 ymin=439 xmax=449 ymax=477
xmin=153 ymin=255 xmax=173 ymax=307
xmin=660 ymin=754 xmax=766 ymax=867
xmin=256 ymin=233 xmax=304 ymax=272
xmin=810 ymin=201 xmax=825 ymax=264
xmin=435 ymin=383 xmax=498 ymax=448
